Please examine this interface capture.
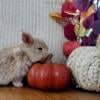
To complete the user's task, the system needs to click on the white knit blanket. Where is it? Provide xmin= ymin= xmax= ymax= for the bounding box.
xmin=0 ymin=0 xmax=66 ymax=63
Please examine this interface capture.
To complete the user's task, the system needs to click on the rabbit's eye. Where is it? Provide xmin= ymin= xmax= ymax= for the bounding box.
xmin=38 ymin=47 xmax=42 ymax=51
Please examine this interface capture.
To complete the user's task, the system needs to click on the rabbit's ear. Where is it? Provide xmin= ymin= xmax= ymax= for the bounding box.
xmin=22 ymin=32 xmax=34 ymax=46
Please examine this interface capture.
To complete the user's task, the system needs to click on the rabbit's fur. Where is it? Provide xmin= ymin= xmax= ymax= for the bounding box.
xmin=0 ymin=32 xmax=49 ymax=87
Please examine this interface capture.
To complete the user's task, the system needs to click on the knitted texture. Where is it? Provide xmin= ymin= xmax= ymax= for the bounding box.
xmin=67 ymin=46 xmax=100 ymax=92
xmin=0 ymin=0 xmax=66 ymax=63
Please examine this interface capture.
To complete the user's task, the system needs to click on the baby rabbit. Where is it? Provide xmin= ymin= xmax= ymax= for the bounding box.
xmin=0 ymin=32 xmax=49 ymax=87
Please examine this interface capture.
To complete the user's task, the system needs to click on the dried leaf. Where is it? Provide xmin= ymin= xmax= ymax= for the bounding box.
xmin=74 ymin=22 xmax=86 ymax=37
xmin=49 ymin=12 xmax=67 ymax=25
xmin=64 ymin=11 xmax=80 ymax=16
xmin=81 ymin=5 xmax=96 ymax=20
xmin=50 ymin=12 xmax=63 ymax=19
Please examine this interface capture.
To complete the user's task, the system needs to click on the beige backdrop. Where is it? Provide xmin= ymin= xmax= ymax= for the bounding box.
xmin=0 ymin=0 xmax=66 ymax=63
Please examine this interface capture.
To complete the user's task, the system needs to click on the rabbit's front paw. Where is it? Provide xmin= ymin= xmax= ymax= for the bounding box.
xmin=12 ymin=81 xmax=23 ymax=87
xmin=20 ymin=65 xmax=29 ymax=76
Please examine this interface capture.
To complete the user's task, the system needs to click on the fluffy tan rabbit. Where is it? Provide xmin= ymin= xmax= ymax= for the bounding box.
xmin=0 ymin=32 xmax=49 ymax=87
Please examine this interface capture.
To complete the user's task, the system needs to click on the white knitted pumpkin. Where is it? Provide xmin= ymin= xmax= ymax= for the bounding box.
xmin=67 ymin=35 xmax=100 ymax=92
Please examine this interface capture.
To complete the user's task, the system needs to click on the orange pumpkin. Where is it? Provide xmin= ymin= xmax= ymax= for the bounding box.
xmin=27 ymin=54 xmax=71 ymax=90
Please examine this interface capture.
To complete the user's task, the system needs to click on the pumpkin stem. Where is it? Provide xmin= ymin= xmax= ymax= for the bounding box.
xmin=96 ymin=34 xmax=100 ymax=49
xmin=45 ymin=53 xmax=53 ymax=64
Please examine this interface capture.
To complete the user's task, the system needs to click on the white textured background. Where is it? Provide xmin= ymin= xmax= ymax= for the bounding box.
xmin=0 ymin=0 xmax=66 ymax=63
